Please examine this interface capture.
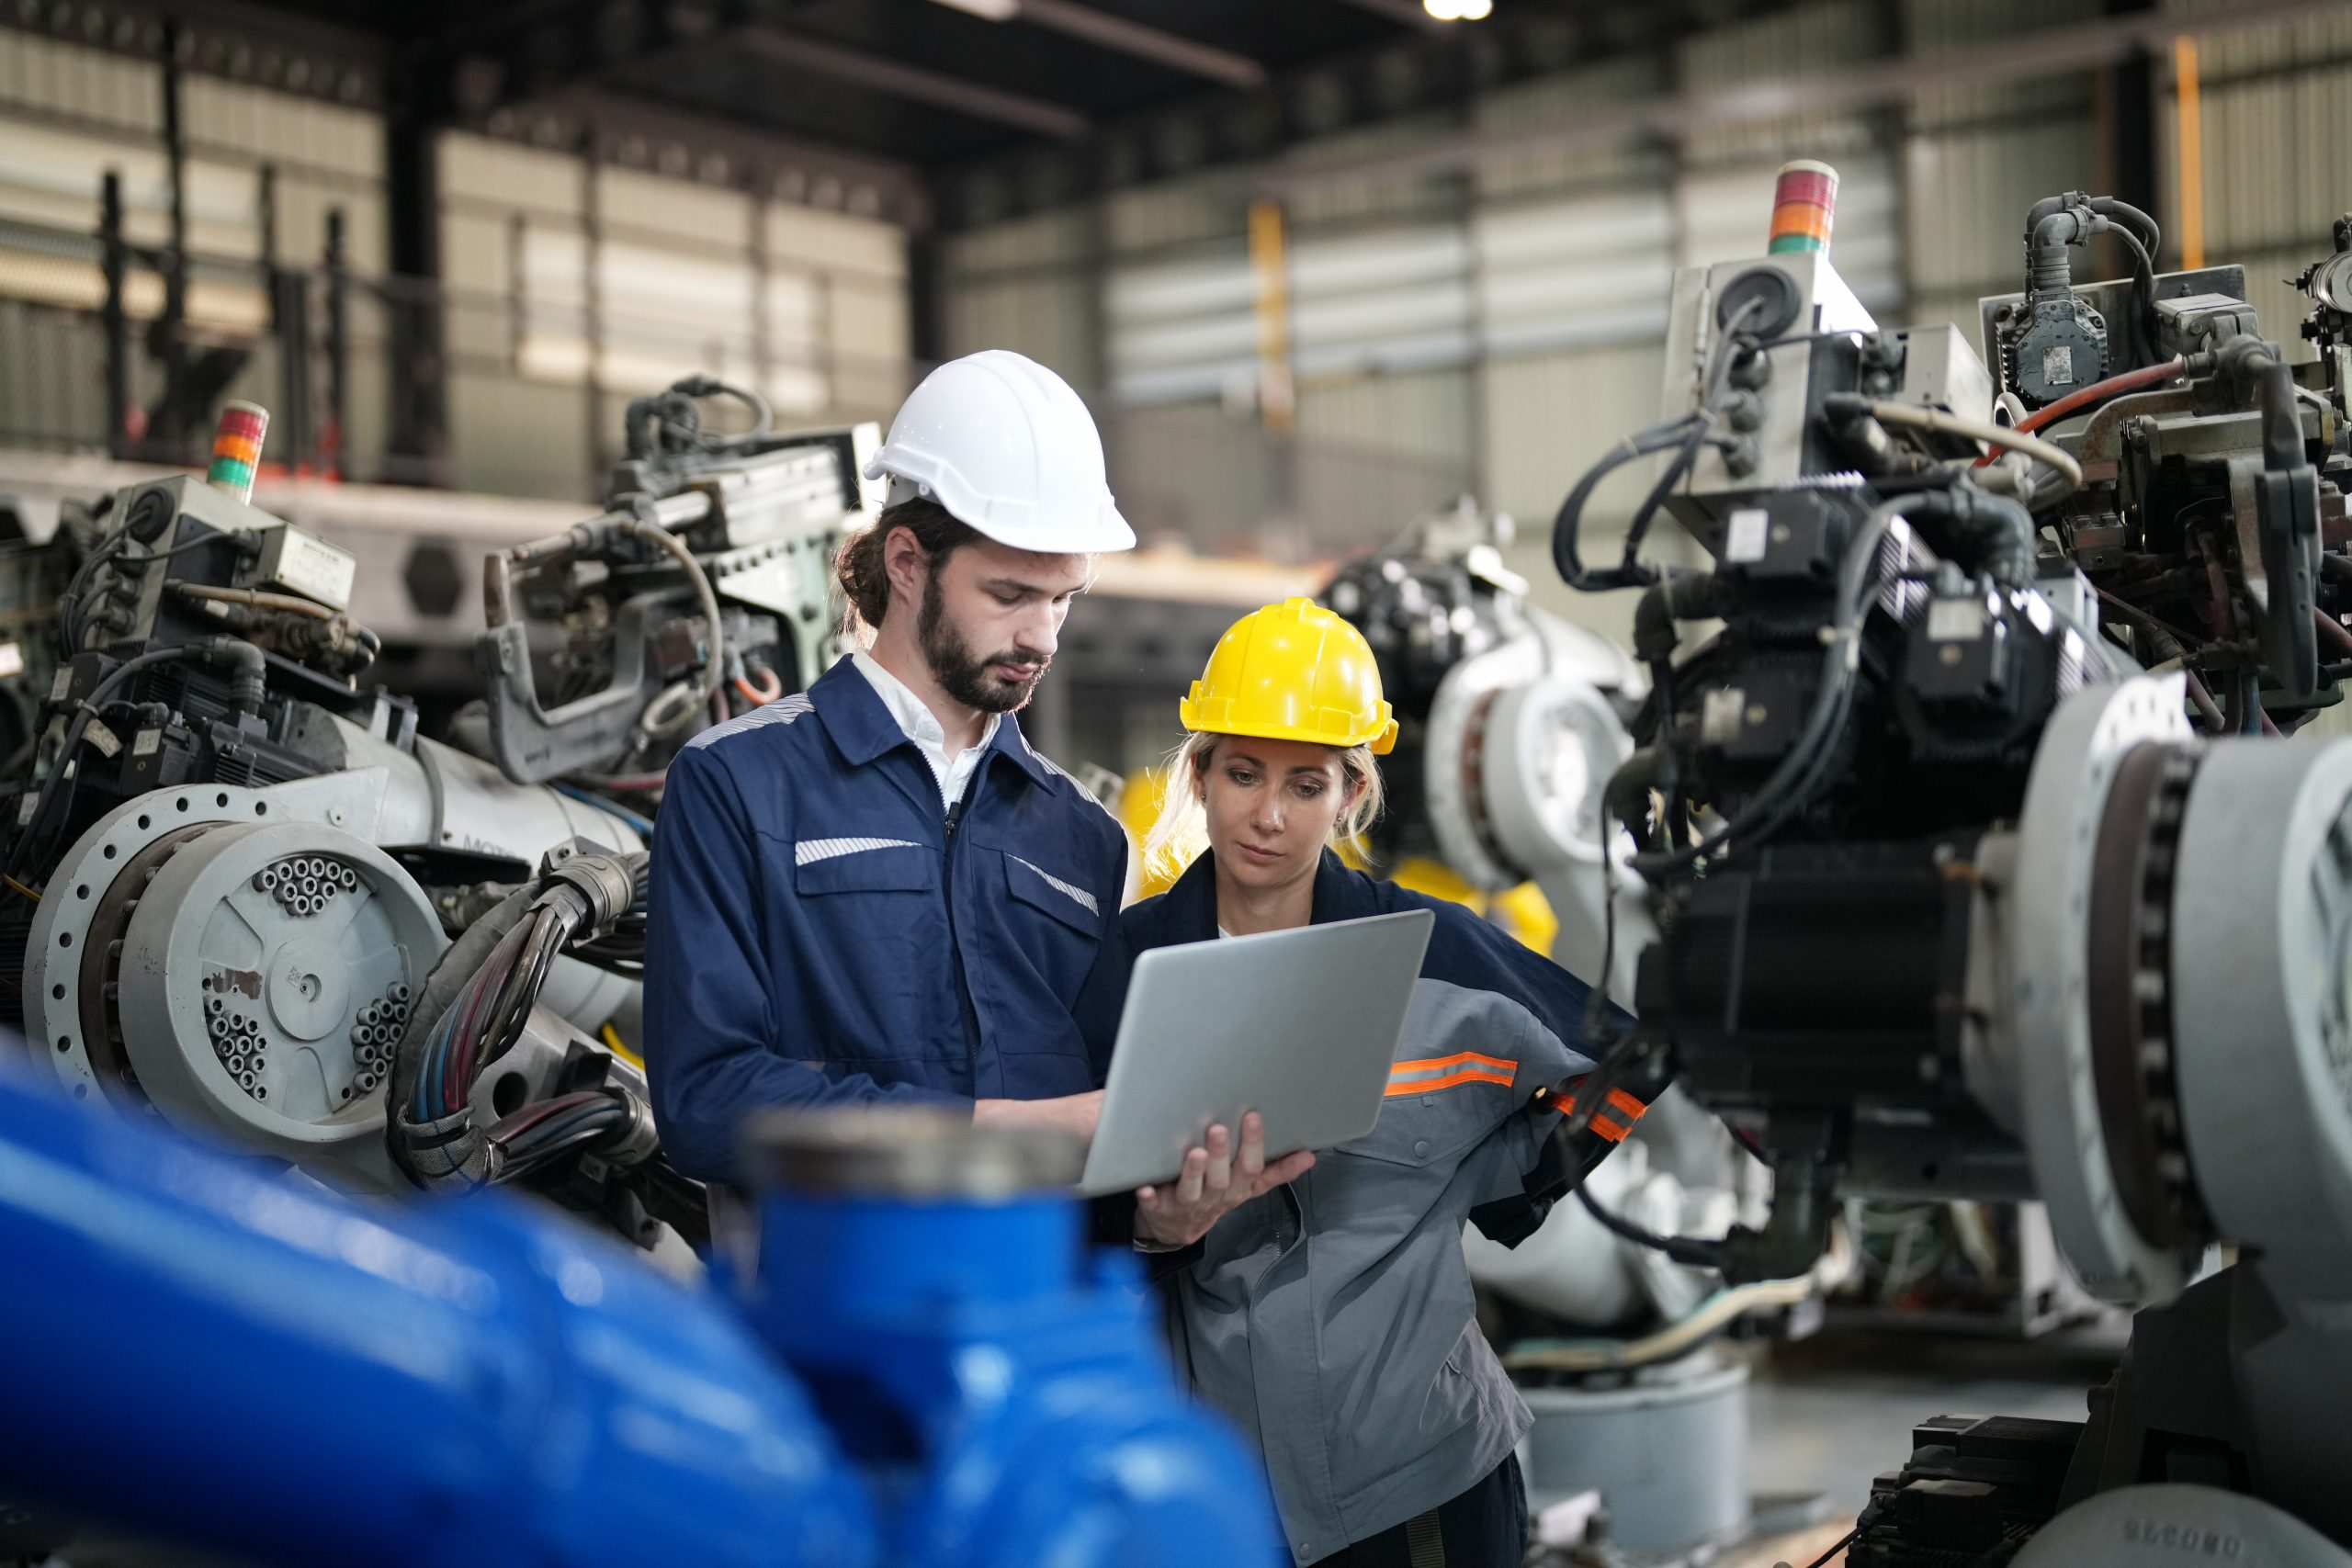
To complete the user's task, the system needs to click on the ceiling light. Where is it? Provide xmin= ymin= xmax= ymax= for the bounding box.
xmin=1423 ymin=0 xmax=1491 ymax=18
xmin=932 ymin=0 xmax=1020 ymax=19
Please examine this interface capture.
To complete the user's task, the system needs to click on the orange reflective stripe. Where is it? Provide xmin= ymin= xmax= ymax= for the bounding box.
xmin=1549 ymin=1091 xmax=1636 ymax=1141
xmin=1390 ymin=1051 xmax=1516 ymax=1078
xmin=1385 ymin=1066 xmax=1514 ymax=1097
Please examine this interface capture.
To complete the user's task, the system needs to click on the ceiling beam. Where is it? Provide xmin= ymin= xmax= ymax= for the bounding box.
xmin=738 ymin=25 xmax=1091 ymax=141
xmin=1324 ymin=0 xmax=1453 ymax=34
xmin=516 ymin=86 xmax=935 ymax=226
xmin=1004 ymin=0 xmax=1267 ymax=91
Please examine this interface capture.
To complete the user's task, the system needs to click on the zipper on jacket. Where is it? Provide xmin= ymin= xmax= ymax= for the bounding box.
xmin=941 ymin=790 xmax=983 ymax=1093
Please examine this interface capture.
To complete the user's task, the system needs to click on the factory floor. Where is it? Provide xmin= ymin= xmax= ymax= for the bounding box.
xmin=1722 ymin=1315 xmax=2130 ymax=1567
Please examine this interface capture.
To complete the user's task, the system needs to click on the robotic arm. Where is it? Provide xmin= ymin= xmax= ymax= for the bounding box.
xmin=1542 ymin=185 xmax=2352 ymax=1565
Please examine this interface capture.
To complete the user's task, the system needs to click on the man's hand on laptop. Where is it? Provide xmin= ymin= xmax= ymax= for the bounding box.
xmin=973 ymin=1089 xmax=1104 ymax=1144
xmin=1134 ymin=1111 xmax=1314 ymax=1250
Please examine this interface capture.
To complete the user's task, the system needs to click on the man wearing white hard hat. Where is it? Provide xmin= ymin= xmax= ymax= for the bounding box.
xmin=645 ymin=351 xmax=1295 ymax=1249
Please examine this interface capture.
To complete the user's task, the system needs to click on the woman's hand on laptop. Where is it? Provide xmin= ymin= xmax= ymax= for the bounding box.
xmin=973 ymin=1090 xmax=1104 ymax=1145
xmin=1134 ymin=1111 xmax=1314 ymax=1249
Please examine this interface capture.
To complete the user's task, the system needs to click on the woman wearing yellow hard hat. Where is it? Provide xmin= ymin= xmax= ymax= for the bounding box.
xmin=1125 ymin=596 xmax=1623 ymax=1568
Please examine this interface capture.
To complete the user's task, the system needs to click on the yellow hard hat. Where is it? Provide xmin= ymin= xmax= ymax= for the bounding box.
xmin=1180 ymin=597 xmax=1398 ymax=755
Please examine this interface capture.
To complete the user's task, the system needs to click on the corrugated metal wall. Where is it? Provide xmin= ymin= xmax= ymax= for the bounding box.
xmin=1471 ymin=58 xmax=1666 ymax=203
xmin=0 ymin=35 xmax=393 ymax=467
xmin=2161 ymin=1 xmax=2352 ymax=355
xmin=0 ymin=38 xmax=913 ymax=500
xmin=0 ymin=31 xmax=159 ymax=133
xmin=938 ymin=0 xmax=2352 ymax=581
xmin=438 ymin=135 xmax=591 ymax=500
xmin=1678 ymin=0 xmax=1888 ymax=169
xmin=939 ymin=208 xmax=1096 ymax=378
xmin=1902 ymin=0 xmax=2103 ymax=341
xmin=4 ymin=2 xmax=2348 ymax=533
xmin=437 ymin=131 xmax=910 ymax=501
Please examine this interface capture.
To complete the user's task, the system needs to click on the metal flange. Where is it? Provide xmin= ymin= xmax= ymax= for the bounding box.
xmin=25 ymin=775 xmax=446 ymax=1190
xmin=2006 ymin=674 xmax=2205 ymax=1303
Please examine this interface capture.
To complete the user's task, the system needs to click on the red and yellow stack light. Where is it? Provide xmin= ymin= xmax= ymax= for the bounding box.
xmin=206 ymin=401 xmax=269 ymax=504
xmin=1766 ymin=160 xmax=1838 ymax=255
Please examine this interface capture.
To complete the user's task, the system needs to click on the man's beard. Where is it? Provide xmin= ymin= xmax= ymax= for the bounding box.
xmin=919 ymin=570 xmax=1049 ymax=714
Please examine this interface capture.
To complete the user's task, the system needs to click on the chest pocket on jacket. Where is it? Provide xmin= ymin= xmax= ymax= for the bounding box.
xmin=997 ymin=846 xmax=1095 ymax=959
xmin=994 ymin=850 xmax=1103 ymax=993
xmin=788 ymin=841 xmax=946 ymax=1043
xmin=1336 ymin=1071 xmax=1515 ymax=1168
xmin=791 ymin=840 xmax=934 ymax=897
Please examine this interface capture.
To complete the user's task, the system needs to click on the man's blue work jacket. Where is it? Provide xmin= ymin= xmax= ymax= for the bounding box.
xmin=643 ymin=657 xmax=1132 ymax=1182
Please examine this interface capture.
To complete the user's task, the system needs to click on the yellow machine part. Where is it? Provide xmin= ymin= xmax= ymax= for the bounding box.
xmin=1386 ymin=857 xmax=1558 ymax=956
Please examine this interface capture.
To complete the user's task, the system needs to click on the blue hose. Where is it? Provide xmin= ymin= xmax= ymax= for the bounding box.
xmin=555 ymin=783 xmax=656 ymax=839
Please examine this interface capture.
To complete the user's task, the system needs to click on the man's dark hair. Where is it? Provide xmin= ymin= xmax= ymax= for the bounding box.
xmin=835 ymin=496 xmax=983 ymax=634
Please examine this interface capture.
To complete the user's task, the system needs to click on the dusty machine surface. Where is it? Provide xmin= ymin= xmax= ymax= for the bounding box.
xmin=0 ymin=378 xmax=871 ymax=1260
xmin=1537 ymin=165 xmax=2352 ymax=1565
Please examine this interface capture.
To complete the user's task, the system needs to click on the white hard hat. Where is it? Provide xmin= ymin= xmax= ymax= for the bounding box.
xmin=863 ymin=349 xmax=1136 ymax=554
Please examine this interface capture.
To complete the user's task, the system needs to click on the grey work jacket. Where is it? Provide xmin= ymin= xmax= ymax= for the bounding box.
xmin=1120 ymin=854 xmax=1599 ymax=1564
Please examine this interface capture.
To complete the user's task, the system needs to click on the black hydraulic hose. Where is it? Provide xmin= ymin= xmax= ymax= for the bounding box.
xmin=1905 ymin=487 xmax=2037 ymax=587
xmin=1551 ymin=418 xmax=1702 ymax=590
xmin=1632 ymin=570 xmax=1730 ymax=666
xmin=2090 ymin=196 xmax=2161 ymax=253
xmin=474 ymin=902 xmax=573 ymax=1089
xmin=1576 ymin=1186 xmax=1724 ymax=1271
xmin=387 ymin=847 xmax=647 ymax=1188
xmin=1553 ymin=295 xmax=1762 ymax=593
xmin=1625 ymin=494 xmax=1905 ymax=879
xmin=2100 ymin=221 xmax=2161 ymax=363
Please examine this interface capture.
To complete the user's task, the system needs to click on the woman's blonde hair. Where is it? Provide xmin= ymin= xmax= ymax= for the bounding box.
xmin=1140 ymin=730 xmax=1386 ymax=888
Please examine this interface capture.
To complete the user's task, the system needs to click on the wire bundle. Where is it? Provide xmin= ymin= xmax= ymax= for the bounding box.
xmin=388 ymin=849 xmax=648 ymax=1191
xmin=567 ymin=905 xmax=647 ymax=979
xmin=1552 ymin=295 xmax=1768 ymax=592
xmin=410 ymin=905 xmax=566 ymax=1129
xmin=1 ymin=641 xmax=261 ymax=887
xmin=484 ymin=1089 xmax=636 ymax=1180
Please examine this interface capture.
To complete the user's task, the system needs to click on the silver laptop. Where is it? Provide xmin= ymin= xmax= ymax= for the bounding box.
xmin=1080 ymin=909 xmax=1437 ymax=1197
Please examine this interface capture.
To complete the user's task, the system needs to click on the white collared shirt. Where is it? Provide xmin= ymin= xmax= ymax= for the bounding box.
xmin=851 ymin=649 xmax=1001 ymax=809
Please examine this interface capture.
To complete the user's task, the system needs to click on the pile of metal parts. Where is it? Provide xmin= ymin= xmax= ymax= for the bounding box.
xmin=1537 ymin=183 xmax=2352 ymax=1565
xmin=0 ymin=377 xmax=871 ymax=1264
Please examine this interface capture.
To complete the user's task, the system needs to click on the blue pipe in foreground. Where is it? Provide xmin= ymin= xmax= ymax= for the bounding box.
xmin=0 ymin=1074 xmax=1285 ymax=1568
xmin=741 ymin=1107 xmax=1287 ymax=1568
xmin=0 ymin=1066 xmax=875 ymax=1568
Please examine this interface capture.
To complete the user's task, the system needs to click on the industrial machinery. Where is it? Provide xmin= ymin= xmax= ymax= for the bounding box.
xmin=1977 ymin=197 xmax=2348 ymax=733
xmin=0 ymin=378 xmax=870 ymax=1258
xmin=1540 ymin=166 xmax=2352 ymax=1563
xmin=1322 ymin=504 xmax=1799 ymax=1562
xmin=472 ymin=376 xmax=869 ymax=786
xmin=0 ymin=1075 xmax=1284 ymax=1568
xmin=1321 ymin=497 xmax=1652 ymax=1001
